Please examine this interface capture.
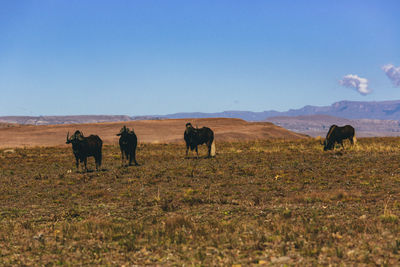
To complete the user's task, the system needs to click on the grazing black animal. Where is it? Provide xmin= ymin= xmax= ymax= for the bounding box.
xmin=184 ymin=122 xmax=216 ymax=158
xmin=117 ymin=125 xmax=139 ymax=166
xmin=66 ymin=130 xmax=103 ymax=171
xmin=323 ymin=125 xmax=356 ymax=151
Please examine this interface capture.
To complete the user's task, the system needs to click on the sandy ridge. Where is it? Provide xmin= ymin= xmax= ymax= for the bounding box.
xmin=0 ymin=118 xmax=308 ymax=148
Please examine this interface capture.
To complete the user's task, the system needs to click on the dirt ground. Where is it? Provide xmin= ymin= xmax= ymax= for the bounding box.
xmin=0 ymin=138 xmax=399 ymax=265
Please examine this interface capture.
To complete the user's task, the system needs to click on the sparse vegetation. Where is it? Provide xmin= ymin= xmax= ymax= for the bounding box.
xmin=0 ymin=138 xmax=400 ymax=265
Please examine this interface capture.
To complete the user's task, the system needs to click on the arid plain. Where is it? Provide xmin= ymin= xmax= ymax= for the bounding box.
xmin=0 ymin=118 xmax=399 ymax=265
xmin=0 ymin=118 xmax=306 ymax=148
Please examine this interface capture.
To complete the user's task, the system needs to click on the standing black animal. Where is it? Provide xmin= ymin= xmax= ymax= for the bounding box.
xmin=184 ymin=122 xmax=216 ymax=158
xmin=323 ymin=124 xmax=356 ymax=151
xmin=117 ymin=125 xmax=139 ymax=166
xmin=66 ymin=130 xmax=103 ymax=171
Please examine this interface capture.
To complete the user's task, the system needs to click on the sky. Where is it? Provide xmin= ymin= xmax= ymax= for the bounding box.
xmin=0 ymin=0 xmax=399 ymax=116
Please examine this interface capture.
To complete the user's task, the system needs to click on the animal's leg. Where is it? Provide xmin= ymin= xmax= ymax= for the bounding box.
xmin=340 ymin=141 xmax=344 ymax=149
xmin=120 ymin=148 xmax=125 ymax=166
xmin=132 ymin=149 xmax=139 ymax=166
xmin=75 ymin=158 xmax=79 ymax=172
xmin=195 ymin=146 xmax=199 ymax=158
xmin=128 ymin=152 xmax=133 ymax=166
xmin=84 ymin=158 xmax=88 ymax=172
xmin=186 ymin=145 xmax=189 ymax=158
xmin=349 ymin=137 xmax=354 ymax=145
xmin=207 ymin=142 xmax=212 ymax=158
xmin=125 ymin=151 xmax=129 ymax=166
xmin=95 ymin=158 xmax=99 ymax=171
xmin=98 ymin=151 xmax=102 ymax=169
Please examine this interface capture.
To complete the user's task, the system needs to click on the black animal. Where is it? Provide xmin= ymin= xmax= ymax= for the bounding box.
xmin=184 ymin=122 xmax=216 ymax=158
xmin=66 ymin=130 xmax=103 ymax=171
xmin=323 ymin=125 xmax=356 ymax=151
xmin=117 ymin=125 xmax=139 ymax=166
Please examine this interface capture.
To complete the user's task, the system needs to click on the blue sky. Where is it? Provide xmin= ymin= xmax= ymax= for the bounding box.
xmin=0 ymin=0 xmax=399 ymax=116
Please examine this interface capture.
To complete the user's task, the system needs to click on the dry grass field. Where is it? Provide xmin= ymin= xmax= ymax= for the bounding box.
xmin=1 ymin=138 xmax=400 ymax=265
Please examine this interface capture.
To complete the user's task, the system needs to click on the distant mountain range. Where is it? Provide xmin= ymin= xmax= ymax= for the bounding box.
xmin=151 ymin=100 xmax=400 ymax=121
xmin=2 ymin=100 xmax=400 ymax=137
xmin=0 ymin=115 xmax=132 ymax=125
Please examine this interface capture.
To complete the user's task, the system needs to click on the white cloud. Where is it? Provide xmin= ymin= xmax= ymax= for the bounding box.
xmin=382 ymin=64 xmax=400 ymax=87
xmin=339 ymin=74 xmax=371 ymax=95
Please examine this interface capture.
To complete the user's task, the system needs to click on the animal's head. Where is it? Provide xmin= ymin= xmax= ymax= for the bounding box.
xmin=117 ymin=125 xmax=134 ymax=137
xmin=117 ymin=125 xmax=128 ymax=136
xmin=323 ymin=137 xmax=337 ymax=151
xmin=185 ymin=122 xmax=195 ymax=135
xmin=322 ymin=125 xmax=337 ymax=151
xmin=66 ymin=130 xmax=84 ymax=144
xmin=323 ymin=139 xmax=329 ymax=151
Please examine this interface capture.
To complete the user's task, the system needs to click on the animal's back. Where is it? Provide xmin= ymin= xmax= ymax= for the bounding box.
xmin=86 ymin=135 xmax=102 ymax=156
xmin=87 ymin=135 xmax=102 ymax=145
xmin=343 ymin=125 xmax=355 ymax=136
xmin=197 ymin=127 xmax=214 ymax=144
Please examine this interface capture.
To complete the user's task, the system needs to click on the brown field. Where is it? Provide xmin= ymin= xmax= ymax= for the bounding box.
xmin=0 ymin=121 xmax=399 ymax=265
xmin=0 ymin=118 xmax=306 ymax=148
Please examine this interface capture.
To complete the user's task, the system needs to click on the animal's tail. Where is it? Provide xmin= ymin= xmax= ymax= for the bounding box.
xmin=210 ymin=140 xmax=216 ymax=157
xmin=98 ymin=149 xmax=102 ymax=167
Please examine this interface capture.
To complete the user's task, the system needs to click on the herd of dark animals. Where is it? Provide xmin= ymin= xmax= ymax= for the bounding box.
xmin=65 ymin=123 xmax=356 ymax=172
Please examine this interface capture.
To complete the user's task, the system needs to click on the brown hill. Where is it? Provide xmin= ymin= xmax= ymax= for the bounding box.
xmin=0 ymin=118 xmax=308 ymax=148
